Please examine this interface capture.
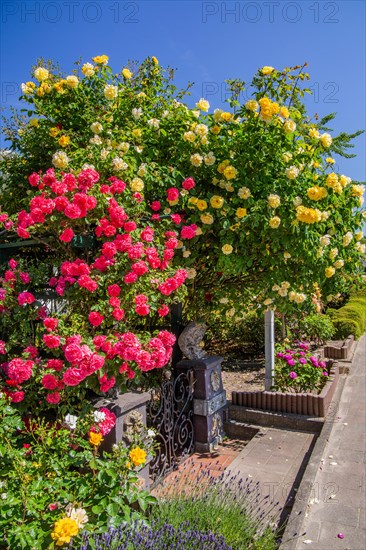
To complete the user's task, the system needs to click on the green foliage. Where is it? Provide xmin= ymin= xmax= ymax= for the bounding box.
xmin=333 ymin=318 xmax=362 ymax=340
xmin=330 ymin=292 xmax=366 ymax=340
xmin=298 ymin=314 xmax=335 ymax=345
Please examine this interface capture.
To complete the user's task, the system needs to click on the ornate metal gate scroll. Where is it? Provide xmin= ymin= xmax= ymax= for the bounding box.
xmin=147 ymin=369 xmax=195 ymax=485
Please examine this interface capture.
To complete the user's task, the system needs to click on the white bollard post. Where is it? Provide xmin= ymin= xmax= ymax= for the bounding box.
xmin=264 ymin=309 xmax=275 ymax=390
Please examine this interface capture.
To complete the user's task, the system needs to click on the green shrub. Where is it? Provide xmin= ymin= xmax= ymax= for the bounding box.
xmin=298 ymin=314 xmax=335 ymax=345
xmin=337 ymin=304 xmax=366 ymax=326
xmin=333 ymin=317 xmax=362 ymax=339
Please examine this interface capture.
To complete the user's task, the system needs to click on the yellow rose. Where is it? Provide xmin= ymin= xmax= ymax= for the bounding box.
xmin=222 ymin=244 xmax=233 ymax=255
xmin=279 ymin=106 xmax=289 ymax=119
xmin=237 ymin=187 xmax=251 ymax=199
xmin=190 ymin=153 xmax=203 ymax=167
xmin=211 ymin=125 xmax=221 ymax=134
xmin=89 ymin=432 xmax=103 ymax=446
xmin=320 ymin=133 xmax=332 ymax=147
xmin=82 ymin=63 xmax=95 ymax=77
xmin=267 ymin=194 xmax=281 ymax=208
xmin=92 ymin=55 xmax=109 ymax=65
xmin=66 ymin=75 xmax=79 ymax=88
xmin=269 ymin=216 xmax=281 ymax=229
xmin=49 ymin=127 xmax=59 ymax=137
xmin=104 ymin=85 xmax=118 ymax=100
xmin=326 ymin=172 xmax=339 ymax=189
xmin=286 ymin=166 xmax=299 ymax=180
xmin=21 ymin=81 xmax=36 ymax=95
xmin=210 ymin=195 xmax=224 ymax=209
xmin=151 ymin=56 xmax=159 ymax=65
xmin=34 ymin=67 xmax=49 ymax=81
xmin=307 ymin=186 xmax=327 ymax=201
xmin=29 ymin=118 xmax=39 ymax=128
xmin=261 ymin=66 xmax=275 ymax=75
xmin=309 ymin=128 xmax=320 ymax=139
xmin=339 ymin=175 xmax=351 ymax=187
xmin=282 ymin=152 xmax=292 ymax=163
xmin=223 ymin=165 xmax=238 ymax=180
xmin=51 ymin=518 xmax=79 ymax=547
xmin=58 ymin=135 xmax=70 ymax=148
xmin=130 ymin=177 xmax=144 ymax=192
xmin=351 ymin=184 xmax=364 ymax=197
xmin=218 ymin=160 xmax=230 ymax=174
xmin=325 ymin=266 xmax=335 ymax=278
xmin=122 ymin=68 xmax=133 ymax=79
xmin=220 ymin=112 xmax=232 ymax=122
xmin=196 ymin=98 xmax=210 ymax=112
xmin=129 ymin=446 xmax=147 ymax=467
xmin=283 ymin=120 xmax=296 ymax=133
xmin=296 ymin=206 xmax=322 ymax=224
xmin=196 ymin=200 xmax=208 ymax=211
xmin=326 ymin=157 xmax=335 ymax=164
xmin=236 ymin=208 xmax=247 ymax=218
xmin=245 ymin=100 xmax=259 ymax=112
xmin=183 ymin=131 xmax=196 ymax=142
xmin=200 ymin=213 xmax=214 ymax=224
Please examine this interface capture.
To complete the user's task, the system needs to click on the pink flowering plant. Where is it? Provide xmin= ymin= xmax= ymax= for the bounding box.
xmin=274 ymin=341 xmax=330 ymax=393
xmin=0 ymin=167 xmax=194 ymax=410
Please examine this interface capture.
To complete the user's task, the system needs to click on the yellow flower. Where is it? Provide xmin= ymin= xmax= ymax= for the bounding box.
xmin=190 ymin=153 xmax=203 ymax=167
xmin=122 ymin=68 xmax=133 ymax=79
xmin=325 ymin=266 xmax=335 ymax=278
xmin=52 ymin=151 xmax=69 ymax=169
xmin=34 ymin=67 xmax=49 ymax=81
xmin=339 ymin=175 xmax=351 ymax=187
xmin=210 ymin=195 xmax=224 ymax=209
xmin=89 ymin=432 xmax=103 ymax=446
xmin=21 ymin=81 xmax=36 ymax=94
xmin=320 ymin=133 xmax=332 ymax=147
xmin=211 ymin=125 xmax=221 ymax=134
xmin=196 ymin=98 xmax=210 ymax=112
xmin=200 ymin=213 xmax=214 ymax=224
xmin=236 ymin=208 xmax=247 ymax=218
xmin=279 ymin=106 xmax=289 ymax=118
xmin=286 ymin=166 xmax=299 ymax=180
xmin=326 ymin=157 xmax=335 ymax=164
xmin=188 ymin=197 xmax=198 ymax=206
xmin=351 ymin=184 xmax=364 ymax=197
xmin=152 ymin=56 xmax=159 ymax=65
xmin=92 ymin=55 xmax=109 ymax=65
xmin=82 ymin=63 xmax=95 ymax=77
xmin=261 ymin=66 xmax=275 ymax=75
xmin=223 ymin=165 xmax=238 ymax=180
xmin=282 ymin=152 xmax=292 ymax=163
xmin=245 ymin=99 xmax=259 ymax=112
xmin=58 ymin=135 xmax=70 ymax=147
xmin=129 ymin=446 xmax=147 ymax=467
xmin=66 ymin=75 xmax=79 ymax=88
xmin=222 ymin=244 xmax=233 ymax=255
xmin=53 ymin=80 xmax=68 ymax=94
xmin=132 ymin=128 xmax=142 ymax=138
xmin=51 ymin=518 xmax=79 ymax=546
xmin=104 ymin=85 xmax=118 ymax=100
xmin=183 ymin=131 xmax=196 ymax=142
xmin=130 ymin=177 xmax=144 ymax=192
xmin=283 ymin=120 xmax=296 ymax=133
xmin=218 ymin=160 xmax=230 ymax=174
xmin=307 ymin=186 xmax=327 ymax=201
xmin=309 ymin=128 xmax=320 ymax=139
xmin=267 ymin=194 xmax=281 ymax=208
xmin=296 ymin=206 xmax=322 ymax=224
xmin=29 ymin=118 xmax=39 ymax=128
xmin=326 ymin=172 xmax=339 ymax=189
xmin=237 ymin=187 xmax=251 ymax=199
xmin=220 ymin=112 xmax=232 ymax=122
xmin=271 ymin=102 xmax=280 ymax=115
xmin=269 ymin=216 xmax=281 ymax=229
xmin=196 ymin=200 xmax=208 ymax=211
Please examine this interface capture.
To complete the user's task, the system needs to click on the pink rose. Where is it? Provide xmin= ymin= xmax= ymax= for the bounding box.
xmin=88 ymin=311 xmax=104 ymax=327
xmin=46 ymin=392 xmax=61 ymax=404
xmin=42 ymin=374 xmax=59 ymax=390
xmin=59 ymin=228 xmax=74 ymax=243
xmin=43 ymin=334 xmax=61 ymax=349
xmin=167 ymin=187 xmax=179 ymax=201
xmin=182 ymin=177 xmax=195 ymax=190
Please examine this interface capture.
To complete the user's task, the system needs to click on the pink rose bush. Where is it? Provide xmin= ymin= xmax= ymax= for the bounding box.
xmin=0 ymin=167 xmax=195 ymax=410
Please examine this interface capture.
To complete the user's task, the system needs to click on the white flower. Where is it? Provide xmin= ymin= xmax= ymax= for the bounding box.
xmin=1 ymin=493 xmax=7 ymax=500
xmin=147 ymin=429 xmax=155 ymax=438
xmin=147 ymin=118 xmax=160 ymax=129
xmin=162 ymin=110 xmax=169 ymax=118
xmin=112 ymin=157 xmax=128 ymax=171
xmin=93 ymin=410 xmax=106 ymax=423
xmin=132 ymin=108 xmax=143 ymax=119
xmin=282 ymin=152 xmax=293 ymax=163
xmin=190 ymin=153 xmax=203 ymax=167
xmin=117 ymin=142 xmax=130 ymax=153
xmin=64 ymin=414 xmax=78 ymax=430
xmin=82 ymin=163 xmax=95 ymax=170
xmin=278 ymin=288 xmax=288 ymax=297
xmin=67 ymin=507 xmax=88 ymax=528
xmin=238 ymin=187 xmax=251 ymax=199
xmin=320 ymin=235 xmax=331 ymax=247
xmin=89 ymin=135 xmax=102 ymax=145
xmin=293 ymin=196 xmax=302 ymax=207
xmin=52 ymin=151 xmax=69 ymax=169
xmin=134 ymin=146 xmax=143 ymax=153
xmin=194 ymin=124 xmax=208 ymax=137
xmin=91 ymin=122 xmax=103 ymax=134
xmin=342 ymin=232 xmax=353 ymax=246
xmin=137 ymin=163 xmax=147 ymax=177
xmin=186 ymin=268 xmax=197 ymax=279
xmin=204 ymin=152 xmax=216 ymax=166
xmin=219 ymin=297 xmax=229 ymax=304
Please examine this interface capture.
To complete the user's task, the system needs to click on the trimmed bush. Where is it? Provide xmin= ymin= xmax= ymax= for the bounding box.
xmin=298 ymin=314 xmax=335 ymax=345
xmin=333 ymin=317 xmax=362 ymax=340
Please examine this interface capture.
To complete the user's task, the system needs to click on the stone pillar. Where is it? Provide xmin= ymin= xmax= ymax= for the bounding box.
xmin=176 ymin=356 xmax=226 ymax=452
xmin=92 ymin=391 xmax=151 ymax=488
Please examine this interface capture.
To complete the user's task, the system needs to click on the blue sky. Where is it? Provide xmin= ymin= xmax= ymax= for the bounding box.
xmin=1 ymin=0 xmax=365 ymax=181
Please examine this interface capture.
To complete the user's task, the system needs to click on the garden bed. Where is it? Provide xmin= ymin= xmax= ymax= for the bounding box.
xmin=323 ymin=335 xmax=355 ymax=360
xmin=231 ymin=364 xmax=339 ymax=417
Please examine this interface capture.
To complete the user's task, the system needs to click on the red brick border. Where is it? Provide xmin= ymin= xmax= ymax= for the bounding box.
xmin=231 ymin=366 xmax=339 ymax=417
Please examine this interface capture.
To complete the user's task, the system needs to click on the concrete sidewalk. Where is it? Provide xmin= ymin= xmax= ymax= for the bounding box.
xmin=290 ymin=333 xmax=366 ymax=549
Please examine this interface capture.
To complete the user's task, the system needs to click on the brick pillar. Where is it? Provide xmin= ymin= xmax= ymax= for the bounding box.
xmin=176 ymin=356 xmax=226 ymax=452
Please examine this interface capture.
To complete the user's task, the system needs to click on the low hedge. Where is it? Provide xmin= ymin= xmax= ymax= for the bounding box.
xmin=331 ymin=294 xmax=366 ymax=340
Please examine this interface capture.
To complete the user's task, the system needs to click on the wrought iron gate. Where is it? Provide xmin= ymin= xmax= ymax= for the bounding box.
xmin=147 ymin=369 xmax=195 ymax=485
